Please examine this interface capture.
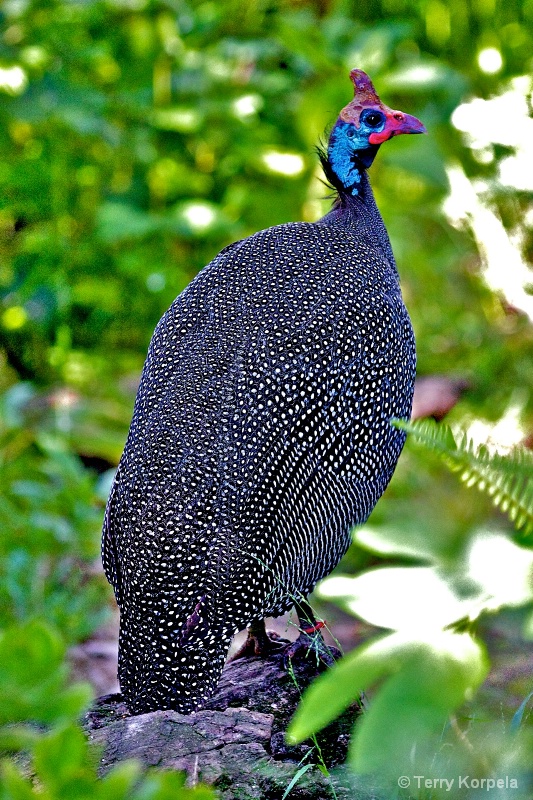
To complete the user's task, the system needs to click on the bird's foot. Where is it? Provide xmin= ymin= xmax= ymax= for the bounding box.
xmin=229 ymin=624 xmax=287 ymax=661
xmin=283 ymin=622 xmax=340 ymax=670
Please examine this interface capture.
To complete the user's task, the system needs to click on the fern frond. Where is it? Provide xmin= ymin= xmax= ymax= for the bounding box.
xmin=395 ymin=418 xmax=533 ymax=535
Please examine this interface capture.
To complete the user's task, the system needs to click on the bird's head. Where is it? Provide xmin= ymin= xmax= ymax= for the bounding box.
xmin=327 ymin=69 xmax=426 ymax=194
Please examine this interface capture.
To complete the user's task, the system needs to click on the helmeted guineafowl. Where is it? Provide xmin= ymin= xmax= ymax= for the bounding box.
xmin=102 ymin=69 xmax=425 ymax=714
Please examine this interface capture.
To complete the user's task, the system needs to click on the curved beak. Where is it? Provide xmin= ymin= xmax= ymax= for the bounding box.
xmin=369 ymin=109 xmax=426 ymax=145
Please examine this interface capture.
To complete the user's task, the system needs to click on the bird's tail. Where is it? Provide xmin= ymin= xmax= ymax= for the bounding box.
xmin=118 ymin=595 xmax=234 ymax=714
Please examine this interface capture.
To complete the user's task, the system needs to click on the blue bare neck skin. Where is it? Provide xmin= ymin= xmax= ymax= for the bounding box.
xmin=327 ymin=120 xmax=379 ymax=197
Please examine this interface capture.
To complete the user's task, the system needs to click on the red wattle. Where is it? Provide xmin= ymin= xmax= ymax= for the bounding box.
xmin=369 ymin=130 xmax=392 ymax=145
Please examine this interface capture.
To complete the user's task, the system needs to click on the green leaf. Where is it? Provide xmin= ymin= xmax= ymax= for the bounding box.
xmin=0 ymin=759 xmax=35 ymax=800
xmin=98 ymin=761 xmax=143 ymax=800
xmin=0 ymin=724 xmax=41 ymax=753
xmin=0 ymin=621 xmax=91 ymax=725
xmin=350 ymin=635 xmax=488 ymax=774
xmin=281 ymin=763 xmax=314 ymax=800
xmin=134 ymin=769 xmax=215 ymax=798
xmin=396 ymin=419 xmax=533 ymax=535
xmin=288 ymin=631 xmax=487 ymax=745
xmin=288 ymin=632 xmax=415 ymax=743
xmin=59 ymin=683 xmax=94 ymax=719
xmin=33 ymin=725 xmax=89 ymax=789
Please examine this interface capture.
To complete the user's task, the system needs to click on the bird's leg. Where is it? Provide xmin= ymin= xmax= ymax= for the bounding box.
xmin=284 ymin=598 xmax=340 ymax=668
xmin=229 ymin=618 xmax=287 ymax=661
xmin=296 ymin=598 xmax=326 ymax=636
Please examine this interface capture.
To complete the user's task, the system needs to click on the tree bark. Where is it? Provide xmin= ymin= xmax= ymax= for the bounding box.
xmin=83 ymin=650 xmax=377 ymax=799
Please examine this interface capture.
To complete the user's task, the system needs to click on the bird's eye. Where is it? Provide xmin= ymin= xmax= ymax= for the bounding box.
xmin=365 ymin=112 xmax=383 ymax=128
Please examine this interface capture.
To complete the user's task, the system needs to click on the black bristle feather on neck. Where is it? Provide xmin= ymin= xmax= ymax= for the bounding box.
xmin=315 ymin=140 xmax=375 ymax=207
xmin=315 ymin=142 xmax=350 ymax=209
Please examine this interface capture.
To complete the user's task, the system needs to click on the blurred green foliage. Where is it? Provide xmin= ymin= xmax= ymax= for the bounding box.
xmin=0 ymin=384 xmax=108 ymax=642
xmin=292 ymin=423 xmax=533 ymax=795
xmin=0 ymin=0 xmax=532 ymax=797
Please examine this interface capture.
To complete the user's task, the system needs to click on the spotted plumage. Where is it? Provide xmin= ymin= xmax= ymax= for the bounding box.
xmin=102 ymin=70 xmax=424 ymax=714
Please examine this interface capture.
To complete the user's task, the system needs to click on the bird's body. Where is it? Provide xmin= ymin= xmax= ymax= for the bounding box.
xmin=102 ymin=71 xmax=424 ymax=714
